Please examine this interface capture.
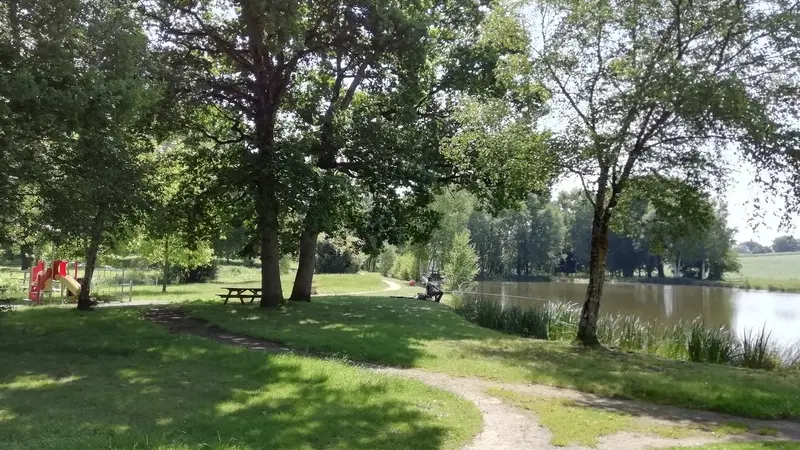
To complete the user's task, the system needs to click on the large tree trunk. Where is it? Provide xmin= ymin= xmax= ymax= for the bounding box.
xmin=257 ymin=186 xmax=283 ymax=307
xmin=577 ymin=219 xmax=610 ymax=346
xmin=577 ymin=173 xmax=612 ymax=347
xmin=290 ymin=231 xmax=318 ymax=301
xmin=161 ymin=236 xmax=169 ymax=293
xmin=656 ymin=256 xmax=665 ymax=277
xmin=78 ymin=231 xmax=102 ymax=310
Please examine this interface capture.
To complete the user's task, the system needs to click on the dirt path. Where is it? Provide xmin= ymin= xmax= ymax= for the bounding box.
xmin=145 ymin=307 xmax=799 ymax=450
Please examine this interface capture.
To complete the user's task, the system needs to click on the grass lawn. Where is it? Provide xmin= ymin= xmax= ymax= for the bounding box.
xmin=185 ymin=296 xmax=800 ymax=420
xmin=129 ymin=271 xmax=391 ymax=303
xmin=728 ymin=252 xmax=800 ymax=291
xmin=0 ymin=307 xmax=480 ymax=450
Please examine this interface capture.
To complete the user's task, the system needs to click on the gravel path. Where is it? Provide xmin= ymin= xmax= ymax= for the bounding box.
xmin=145 ymin=307 xmax=800 ymax=450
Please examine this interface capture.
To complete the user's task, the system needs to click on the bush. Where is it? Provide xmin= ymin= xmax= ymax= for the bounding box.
xmin=0 ymin=277 xmax=23 ymax=302
xmin=315 ymin=240 xmax=359 ymax=274
xmin=172 ymin=263 xmax=219 ymax=284
xmin=391 ymin=251 xmax=418 ymax=281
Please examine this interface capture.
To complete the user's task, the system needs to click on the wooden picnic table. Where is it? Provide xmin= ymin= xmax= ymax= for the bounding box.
xmin=218 ymin=287 xmax=262 ymax=304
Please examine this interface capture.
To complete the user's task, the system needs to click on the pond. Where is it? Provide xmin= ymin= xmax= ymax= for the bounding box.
xmin=472 ymin=281 xmax=800 ymax=346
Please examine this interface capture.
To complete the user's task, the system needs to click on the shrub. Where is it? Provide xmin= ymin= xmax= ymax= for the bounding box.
xmin=315 ymin=240 xmax=360 ymax=274
xmin=0 ymin=277 xmax=23 ymax=302
xmin=779 ymin=340 xmax=800 ymax=371
xmin=173 ymin=263 xmax=219 ymax=284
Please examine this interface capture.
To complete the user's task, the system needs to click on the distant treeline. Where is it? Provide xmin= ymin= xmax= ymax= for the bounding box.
xmin=381 ymin=186 xmax=740 ymax=282
xmin=738 ymin=236 xmax=800 ymax=254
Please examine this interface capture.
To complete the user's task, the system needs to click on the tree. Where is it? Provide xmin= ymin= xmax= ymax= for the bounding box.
xmin=138 ymin=146 xmax=216 ymax=292
xmin=377 ymin=246 xmax=397 ymax=277
xmin=530 ymin=0 xmax=800 ymax=345
xmin=3 ymin=0 xmax=161 ymax=310
xmin=145 ymin=0 xmax=347 ymax=307
xmin=527 ymin=199 xmax=565 ymax=275
xmin=772 ymin=235 xmax=800 ymax=253
xmin=669 ymin=205 xmax=740 ymax=280
xmin=737 ymin=240 xmax=771 ymax=254
xmin=287 ymin=2 xmax=555 ymax=301
xmin=557 ymin=190 xmax=594 ymax=273
xmin=443 ymin=231 xmax=479 ymax=292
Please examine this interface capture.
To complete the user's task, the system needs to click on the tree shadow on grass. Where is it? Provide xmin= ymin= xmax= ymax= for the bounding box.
xmin=185 ymin=296 xmax=495 ymax=367
xmin=185 ymin=296 xmax=800 ymax=424
xmin=0 ymin=308 xmax=464 ymax=450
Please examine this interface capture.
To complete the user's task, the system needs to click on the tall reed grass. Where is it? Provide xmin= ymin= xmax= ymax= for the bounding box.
xmin=452 ymin=295 xmax=797 ymax=371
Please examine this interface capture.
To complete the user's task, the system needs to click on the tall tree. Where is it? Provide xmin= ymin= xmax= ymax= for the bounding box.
xmin=3 ymin=0 xmax=161 ymax=309
xmin=530 ymin=0 xmax=800 ymax=345
xmin=145 ymin=0 xmax=344 ymax=306
xmin=288 ymin=2 xmax=555 ymax=301
xmin=139 ymin=146 xmax=214 ymax=292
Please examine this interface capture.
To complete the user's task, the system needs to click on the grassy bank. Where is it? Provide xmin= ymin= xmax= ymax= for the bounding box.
xmin=185 ymin=296 xmax=800 ymax=419
xmin=453 ymin=297 xmax=799 ymax=370
xmin=0 ymin=307 xmax=480 ymax=450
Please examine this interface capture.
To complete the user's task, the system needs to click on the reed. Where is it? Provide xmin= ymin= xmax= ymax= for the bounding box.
xmin=736 ymin=325 xmax=777 ymax=370
xmin=455 ymin=296 xmax=792 ymax=370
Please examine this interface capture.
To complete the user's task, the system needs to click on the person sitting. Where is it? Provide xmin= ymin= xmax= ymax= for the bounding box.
xmin=425 ymin=278 xmax=443 ymax=303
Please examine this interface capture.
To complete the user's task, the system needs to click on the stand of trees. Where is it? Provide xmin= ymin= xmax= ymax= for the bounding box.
xmin=389 ymin=185 xmax=739 ymax=282
xmin=737 ymin=236 xmax=800 ymax=254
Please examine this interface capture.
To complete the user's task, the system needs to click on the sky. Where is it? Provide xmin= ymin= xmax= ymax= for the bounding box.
xmin=724 ymin=160 xmax=800 ymax=245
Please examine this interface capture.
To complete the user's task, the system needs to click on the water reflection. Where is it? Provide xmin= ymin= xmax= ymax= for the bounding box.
xmin=473 ymin=281 xmax=800 ymax=345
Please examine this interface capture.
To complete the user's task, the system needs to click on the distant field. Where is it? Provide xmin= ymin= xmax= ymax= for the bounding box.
xmin=736 ymin=252 xmax=800 ymax=281
xmin=729 ymin=252 xmax=800 ymax=291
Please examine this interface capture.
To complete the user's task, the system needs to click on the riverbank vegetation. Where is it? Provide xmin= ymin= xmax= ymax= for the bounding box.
xmin=453 ymin=296 xmax=800 ymax=371
xmin=185 ymin=296 xmax=800 ymax=420
xmin=0 ymin=307 xmax=480 ymax=450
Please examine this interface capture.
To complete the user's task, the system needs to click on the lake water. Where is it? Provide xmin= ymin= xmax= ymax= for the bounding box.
xmin=473 ymin=281 xmax=800 ymax=346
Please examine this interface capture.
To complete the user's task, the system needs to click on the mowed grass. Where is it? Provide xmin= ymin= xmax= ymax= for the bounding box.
xmin=488 ymin=388 xmax=692 ymax=447
xmin=0 ymin=307 xmax=480 ymax=450
xmin=185 ymin=296 xmax=800 ymax=419
xmin=130 ymin=271 xmax=390 ymax=303
xmin=730 ymin=252 xmax=800 ymax=291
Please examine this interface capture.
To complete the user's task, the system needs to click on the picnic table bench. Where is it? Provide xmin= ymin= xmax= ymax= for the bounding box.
xmin=218 ymin=287 xmax=262 ymax=304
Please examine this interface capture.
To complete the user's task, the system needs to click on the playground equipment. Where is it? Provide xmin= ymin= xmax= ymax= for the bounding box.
xmin=28 ymin=260 xmax=80 ymax=305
